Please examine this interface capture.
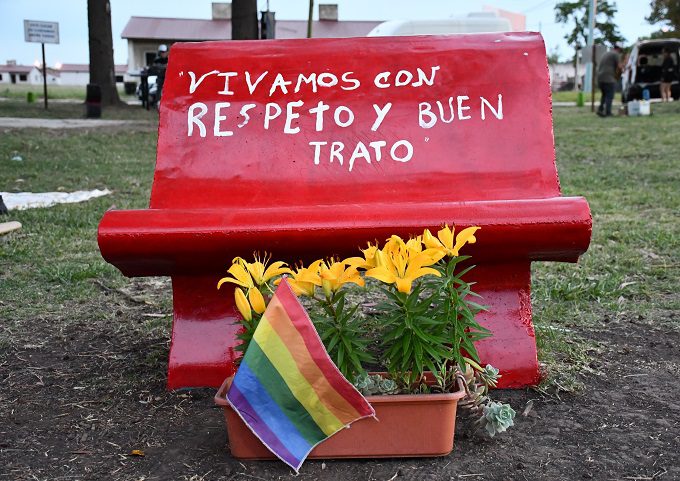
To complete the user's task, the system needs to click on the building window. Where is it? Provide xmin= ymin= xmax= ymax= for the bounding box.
xmin=19 ymin=74 xmax=27 ymax=81
xmin=115 ymin=75 xmax=124 ymax=83
xmin=0 ymin=74 xmax=3 ymax=81
xmin=145 ymin=52 xmax=156 ymax=67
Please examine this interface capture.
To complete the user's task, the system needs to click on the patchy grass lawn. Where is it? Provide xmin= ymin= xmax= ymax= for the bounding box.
xmin=0 ymin=127 xmax=163 ymax=328
xmin=0 ymin=99 xmax=157 ymax=120
xmin=551 ymin=90 xmax=580 ymax=103
xmin=0 ymin=83 xmax=132 ymax=101
xmin=533 ymin=102 xmax=680 ymax=390
xmin=1 ymin=103 xmax=678 ymax=387
xmin=0 ymin=103 xmax=679 ymax=481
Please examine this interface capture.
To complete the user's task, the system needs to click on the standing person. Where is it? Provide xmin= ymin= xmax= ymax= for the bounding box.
xmin=597 ymin=44 xmax=623 ymax=117
xmin=660 ymin=48 xmax=676 ymax=102
xmin=150 ymin=44 xmax=169 ymax=105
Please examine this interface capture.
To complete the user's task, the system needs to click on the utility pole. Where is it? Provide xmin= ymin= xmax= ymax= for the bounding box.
xmin=583 ymin=0 xmax=597 ymax=96
xmin=41 ymin=43 xmax=48 ymax=109
xmin=307 ymin=0 xmax=313 ymax=38
xmin=575 ymin=46 xmax=580 ymax=92
xmin=590 ymin=0 xmax=598 ymax=111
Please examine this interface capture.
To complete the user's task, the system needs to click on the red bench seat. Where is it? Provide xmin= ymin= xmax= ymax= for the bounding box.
xmin=99 ymin=33 xmax=591 ymax=389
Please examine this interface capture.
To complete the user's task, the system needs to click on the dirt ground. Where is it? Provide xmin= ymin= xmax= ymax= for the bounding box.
xmin=1 ymin=278 xmax=678 ymax=481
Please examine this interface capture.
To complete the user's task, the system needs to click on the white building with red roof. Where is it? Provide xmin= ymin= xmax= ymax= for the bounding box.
xmin=0 ymin=61 xmax=127 ymax=86
xmin=120 ymin=3 xmax=382 ymax=75
xmin=55 ymin=64 xmax=127 ymax=86
xmin=0 ymin=61 xmax=59 ymax=85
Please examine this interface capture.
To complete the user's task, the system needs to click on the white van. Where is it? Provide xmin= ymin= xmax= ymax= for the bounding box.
xmin=367 ymin=12 xmax=512 ymax=37
xmin=621 ymin=38 xmax=680 ymax=101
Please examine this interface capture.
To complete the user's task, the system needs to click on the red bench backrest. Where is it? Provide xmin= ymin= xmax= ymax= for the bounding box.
xmin=99 ymin=33 xmax=592 ymax=390
xmin=151 ymin=32 xmax=558 ymax=210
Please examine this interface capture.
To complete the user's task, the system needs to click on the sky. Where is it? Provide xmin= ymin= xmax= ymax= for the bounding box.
xmin=0 ymin=0 xmax=660 ymax=67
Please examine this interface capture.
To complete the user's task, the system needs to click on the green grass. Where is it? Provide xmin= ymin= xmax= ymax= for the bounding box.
xmin=0 ymin=83 xmax=132 ymax=101
xmin=551 ymin=91 xmax=607 ymax=104
xmin=1 ymin=103 xmax=678 ymax=391
xmin=0 ymin=99 xmax=156 ymax=120
xmin=532 ymin=102 xmax=680 ymax=390
xmin=0 ymin=128 xmax=158 ymax=322
xmin=551 ymin=91 xmax=579 ymax=103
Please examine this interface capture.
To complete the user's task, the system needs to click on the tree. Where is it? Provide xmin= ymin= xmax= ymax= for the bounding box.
xmin=232 ymin=0 xmax=259 ymax=40
xmin=555 ymin=0 xmax=625 ymax=51
xmin=87 ymin=0 xmax=122 ymax=106
xmin=646 ymin=0 xmax=680 ymax=37
xmin=547 ymin=46 xmax=563 ymax=64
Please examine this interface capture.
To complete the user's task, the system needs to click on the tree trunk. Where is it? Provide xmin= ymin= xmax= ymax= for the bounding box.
xmin=87 ymin=0 xmax=122 ymax=106
xmin=232 ymin=0 xmax=259 ymax=40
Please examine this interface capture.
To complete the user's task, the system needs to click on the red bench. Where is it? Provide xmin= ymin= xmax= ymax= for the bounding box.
xmin=98 ymin=33 xmax=591 ymax=390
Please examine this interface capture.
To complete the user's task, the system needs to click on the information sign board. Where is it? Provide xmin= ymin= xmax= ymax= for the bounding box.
xmin=24 ymin=20 xmax=60 ymax=44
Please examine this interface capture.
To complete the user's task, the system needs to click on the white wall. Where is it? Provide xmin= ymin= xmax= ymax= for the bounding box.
xmin=128 ymin=39 xmax=174 ymax=73
xmin=548 ymin=62 xmax=586 ymax=91
xmin=57 ymin=70 xmax=127 ymax=86
xmin=59 ymin=71 xmax=90 ymax=86
xmin=0 ymin=67 xmax=58 ymax=85
xmin=0 ymin=71 xmax=31 ymax=84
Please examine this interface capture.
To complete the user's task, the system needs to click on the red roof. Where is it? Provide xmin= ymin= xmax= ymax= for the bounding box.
xmin=121 ymin=16 xmax=381 ymax=41
xmin=0 ymin=64 xmax=34 ymax=74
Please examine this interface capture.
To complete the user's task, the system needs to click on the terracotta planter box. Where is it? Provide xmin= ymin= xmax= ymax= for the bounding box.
xmin=214 ymin=376 xmax=466 ymax=459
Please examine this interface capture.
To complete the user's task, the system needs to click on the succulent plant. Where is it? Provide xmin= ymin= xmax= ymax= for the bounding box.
xmin=377 ymin=377 xmax=399 ymax=395
xmin=482 ymin=401 xmax=516 ymax=437
xmin=354 ymin=373 xmax=401 ymax=395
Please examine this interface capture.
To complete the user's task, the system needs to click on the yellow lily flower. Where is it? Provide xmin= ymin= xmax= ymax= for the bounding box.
xmin=319 ymin=260 xmax=365 ymax=296
xmin=345 ymin=243 xmax=379 ymax=270
xmin=236 ymin=253 xmax=292 ymax=286
xmin=405 ymin=235 xmax=424 ymax=254
xmin=422 ymin=224 xmax=481 ymax=257
xmin=452 ymin=226 xmax=481 ymax=256
xmin=234 ymin=287 xmax=252 ymax=321
xmin=382 ymin=234 xmax=424 ymax=257
xmin=277 ymin=260 xmax=324 ymax=297
xmin=383 ymin=235 xmax=405 ymax=256
xmin=291 ymin=259 xmax=324 ymax=286
xmin=423 ymin=228 xmax=444 ymax=253
xmin=248 ymin=288 xmax=267 ymax=314
xmin=217 ymin=262 xmax=255 ymax=290
xmin=366 ymin=244 xmax=443 ymax=294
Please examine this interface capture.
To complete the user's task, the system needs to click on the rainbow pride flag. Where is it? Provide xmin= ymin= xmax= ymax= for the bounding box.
xmin=226 ymin=278 xmax=376 ymax=471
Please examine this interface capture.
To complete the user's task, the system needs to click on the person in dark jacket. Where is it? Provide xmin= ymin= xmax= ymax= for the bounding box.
xmin=660 ymin=48 xmax=676 ymax=102
xmin=597 ymin=44 xmax=623 ymax=117
xmin=149 ymin=44 xmax=169 ymax=102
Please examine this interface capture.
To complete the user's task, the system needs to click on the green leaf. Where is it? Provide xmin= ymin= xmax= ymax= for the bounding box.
xmin=336 ymin=345 xmax=345 ymax=369
xmin=453 ymin=264 xmax=476 ymax=280
xmin=466 ymin=301 xmax=487 ymax=312
xmin=326 ymin=333 xmax=341 ymax=354
xmin=402 ymin=331 xmax=411 ymax=354
xmin=336 ymin=292 xmax=345 ymax=314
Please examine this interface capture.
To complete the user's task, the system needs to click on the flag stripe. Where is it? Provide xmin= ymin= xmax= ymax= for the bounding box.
xmin=227 ymin=382 xmax=301 ymax=469
xmin=227 ymin=362 xmax=311 ymax=464
xmin=253 ymin=316 xmax=345 ymax=435
xmin=275 ymin=280 xmax=375 ymax=415
xmin=266 ymin=295 xmax=368 ymax=424
xmin=242 ymin=342 xmax=328 ymax=444
xmin=227 ymin=278 xmax=376 ymax=471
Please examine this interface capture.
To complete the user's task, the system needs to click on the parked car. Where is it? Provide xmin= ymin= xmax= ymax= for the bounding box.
xmin=621 ymin=38 xmax=680 ymax=101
